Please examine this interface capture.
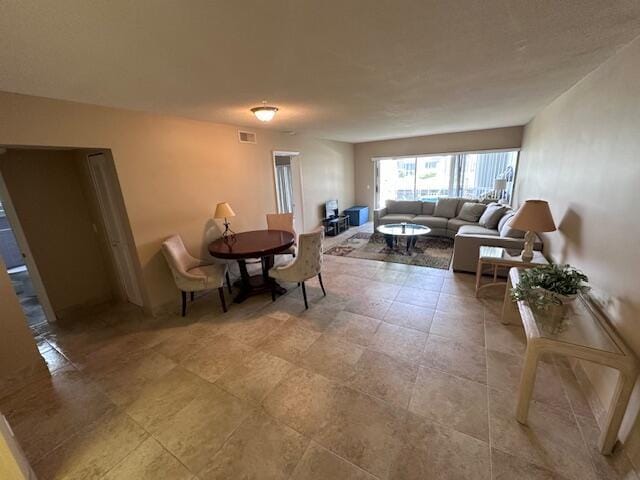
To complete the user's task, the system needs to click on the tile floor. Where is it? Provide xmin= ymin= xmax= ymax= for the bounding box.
xmin=2 ymin=225 xmax=638 ymax=479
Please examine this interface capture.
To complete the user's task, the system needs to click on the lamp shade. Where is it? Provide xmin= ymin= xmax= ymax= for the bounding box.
xmin=494 ymin=178 xmax=507 ymax=190
xmin=509 ymin=200 xmax=556 ymax=232
xmin=214 ymin=202 xmax=236 ymax=219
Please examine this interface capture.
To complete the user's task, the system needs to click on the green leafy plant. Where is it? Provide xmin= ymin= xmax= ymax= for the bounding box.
xmin=511 ymin=264 xmax=590 ymax=310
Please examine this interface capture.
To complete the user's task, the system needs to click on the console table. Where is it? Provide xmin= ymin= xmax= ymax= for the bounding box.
xmin=475 ymin=246 xmax=548 ymax=297
xmin=502 ymin=267 xmax=639 ymax=454
xmin=322 ymin=215 xmax=349 ymax=236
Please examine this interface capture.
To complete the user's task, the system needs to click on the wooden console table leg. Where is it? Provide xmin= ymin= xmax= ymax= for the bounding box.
xmin=475 ymin=260 xmax=483 ymax=297
xmin=598 ymin=370 xmax=636 ymax=454
xmin=516 ymin=343 xmax=541 ymax=424
xmin=501 ymin=275 xmax=519 ymax=325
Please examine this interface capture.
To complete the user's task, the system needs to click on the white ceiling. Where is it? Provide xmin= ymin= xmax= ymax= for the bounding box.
xmin=1 ymin=1 xmax=640 ymax=143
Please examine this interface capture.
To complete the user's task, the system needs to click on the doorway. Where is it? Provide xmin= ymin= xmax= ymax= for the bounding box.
xmin=272 ymin=151 xmax=304 ymax=233
xmin=0 ymin=195 xmax=52 ymax=327
xmin=0 ymin=147 xmax=144 ymax=327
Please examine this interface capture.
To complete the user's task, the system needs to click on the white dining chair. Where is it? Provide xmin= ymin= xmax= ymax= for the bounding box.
xmin=266 ymin=212 xmax=297 ymax=257
xmin=268 ymin=228 xmax=325 ymax=309
xmin=161 ymin=234 xmax=231 ymax=315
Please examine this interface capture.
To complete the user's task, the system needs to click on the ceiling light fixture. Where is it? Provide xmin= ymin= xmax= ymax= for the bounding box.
xmin=251 ymin=101 xmax=278 ymax=122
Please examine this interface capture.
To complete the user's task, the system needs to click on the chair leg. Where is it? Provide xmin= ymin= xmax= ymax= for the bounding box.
xmin=190 ymin=291 xmax=194 ymax=302
xmin=181 ymin=291 xmax=187 ymax=317
xmin=218 ymin=287 xmax=227 ymax=313
xmin=301 ymin=281 xmax=309 ymax=309
xmin=271 ymin=284 xmax=276 ymax=302
xmin=318 ymin=273 xmax=327 ymax=296
xmin=226 ymin=271 xmax=232 ymax=294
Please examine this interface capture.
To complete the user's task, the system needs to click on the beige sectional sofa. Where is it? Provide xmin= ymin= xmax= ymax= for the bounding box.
xmin=374 ymin=198 xmax=542 ymax=273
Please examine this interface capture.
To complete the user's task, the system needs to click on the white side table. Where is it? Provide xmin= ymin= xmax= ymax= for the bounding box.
xmin=502 ymin=268 xmax=639 ymax=454
xmin=475 ymin=246 xmax=548 ymax=297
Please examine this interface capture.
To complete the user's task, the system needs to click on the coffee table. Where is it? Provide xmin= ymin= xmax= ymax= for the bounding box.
xmin=376 ymin=223 xmax=431 ymax=253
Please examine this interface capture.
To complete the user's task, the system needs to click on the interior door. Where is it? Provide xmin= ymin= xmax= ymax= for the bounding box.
xmin=273 ymin=151 xmax=305 ymax=233
xmin=87 ymin=153 xmax=143 ymax=306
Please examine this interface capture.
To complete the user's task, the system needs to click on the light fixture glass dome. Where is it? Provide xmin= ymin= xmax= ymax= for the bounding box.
xmin=251 ymin=102 xmax=278 ymax=122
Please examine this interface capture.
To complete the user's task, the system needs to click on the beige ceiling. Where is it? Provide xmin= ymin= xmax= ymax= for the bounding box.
xmin=1 ymin=1 xmax=640 ymax=143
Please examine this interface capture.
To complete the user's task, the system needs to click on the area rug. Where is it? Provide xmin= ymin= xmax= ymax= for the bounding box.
xmin=325 ymin=232 xmax=454 ymax=269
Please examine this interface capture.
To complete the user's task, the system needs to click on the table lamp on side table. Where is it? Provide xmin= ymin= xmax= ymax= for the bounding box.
xmin=214 ymin=202 xmax=236 ymax=238
xmin=508 ymin=200 xmax=556 ymax=262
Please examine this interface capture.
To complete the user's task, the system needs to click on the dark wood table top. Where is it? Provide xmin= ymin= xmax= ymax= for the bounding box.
xmin=208 ymin=229 xmax=295 ymax=260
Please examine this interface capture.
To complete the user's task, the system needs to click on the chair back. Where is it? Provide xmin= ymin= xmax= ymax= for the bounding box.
xmin=266 ymin=213 xmax=296 ymax=237
xmin=294 ymin=228 xmax=323 ymax=278
xmin=161 ymin=235 xmax=199 ymax=279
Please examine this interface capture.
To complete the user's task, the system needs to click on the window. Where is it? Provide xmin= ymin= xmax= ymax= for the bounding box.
xmin=375 ymin=150 xmax=518 ymax=208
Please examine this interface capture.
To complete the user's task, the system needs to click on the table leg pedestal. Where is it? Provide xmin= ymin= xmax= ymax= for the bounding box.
xmin=474 ymin=260 xmax=483 ymax=297
xmin=234 ymin=256 xmax=286 ymax=303
xmin=516 ymin=343 xmax=541 ymax=424
xmin=598 ymin=370 xmax=636 ymax=454
xmin=501 ymin=275 xmax=520 ymax=325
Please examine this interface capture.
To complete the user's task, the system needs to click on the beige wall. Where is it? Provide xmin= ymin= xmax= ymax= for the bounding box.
xmin=0 ymin=149 xmax=116 ymax=318
xmin=0 ymin=91 xmax=354 ymax=315
xmin=515 ymin=36 xmax=640 ymax=464
xmin=354 ymin=126 xmax=524 ymax=215
xmin=0 ymin=257 xmax=41 ymax=385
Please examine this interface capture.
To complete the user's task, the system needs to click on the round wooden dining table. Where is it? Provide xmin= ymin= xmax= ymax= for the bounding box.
xmin=208 ymin=229 xmax=295 ymax=303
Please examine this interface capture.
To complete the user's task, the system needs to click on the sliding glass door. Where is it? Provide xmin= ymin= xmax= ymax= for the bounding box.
xmin=376 ymin=150 xmax=518 ymax=208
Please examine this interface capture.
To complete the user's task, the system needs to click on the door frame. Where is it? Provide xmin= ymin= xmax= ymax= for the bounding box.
xmin=0 ymin=170 xmax=57 ymax=323
xmin=86 ymin=152 xmax=144 ymax=307
xmin=272 ymin=150 xmax=305 ymax=233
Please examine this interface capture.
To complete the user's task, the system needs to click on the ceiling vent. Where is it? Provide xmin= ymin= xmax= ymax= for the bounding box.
xmin=238 ymin=130 xmax=257 ymax=144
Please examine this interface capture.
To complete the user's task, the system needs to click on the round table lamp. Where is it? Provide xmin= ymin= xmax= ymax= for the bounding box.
xmin=508 ymin=200 xmax=556 ymax=261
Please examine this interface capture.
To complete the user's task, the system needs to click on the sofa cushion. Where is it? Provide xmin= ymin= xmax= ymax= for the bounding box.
xmin=434 ymin=198 xmax=459 ymax=218
xmin=380 ymin=213 xmax=416 ymax=224
xmin=457 ymin=225 xmax=500 ymax=236
xmin=457 ymin=202 xmax=486 ymax=222
xmin=422 ymin=202 xmax=435 ymax=215
xmin=387 ymin=200 xmax=422 ymax=215
xmin=455 ymin=197 xmax=479 ymax=216
xmin=497 ymin=210 xmax=515 ymax=232
xmin=413 ymin=215 xmax=448 ymax=230
xmin=447 ymin=218 xmax=476 ymax=233
xmin=499 ymin=212 xmax=526 ymax=239
xmin=478 ymin=203 xmax=507 ymax=229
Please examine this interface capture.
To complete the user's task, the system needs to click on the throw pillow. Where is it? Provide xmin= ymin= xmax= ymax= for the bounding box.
xmin=457 ymin=202 xmax=486 ymax=222
xmin=434 ymin=198 xmax=459 ymax=218
xmin=478 ymin=202 xmax=507 ymax=229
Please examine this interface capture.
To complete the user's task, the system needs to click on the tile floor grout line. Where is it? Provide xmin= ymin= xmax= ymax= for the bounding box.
xmin=484 ymin=307 xmax=494 ymax=480
xmin=9 ymin=238 xmax=611 ymax=479
xmin=554 ymin=356 xmax=602 ymax=479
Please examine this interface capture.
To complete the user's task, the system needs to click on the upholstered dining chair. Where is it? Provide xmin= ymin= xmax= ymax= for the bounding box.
xmin=161 ymin=234 xmax=232 ymax=316
xmin=268 ymin=228 xmax=325 ymax=309
xmin=266 ymin=213 xmax=297 ymax=257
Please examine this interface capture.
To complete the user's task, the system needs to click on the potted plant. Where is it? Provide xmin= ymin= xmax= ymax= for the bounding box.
xmin=511 ymin=264 xmax=590 ymax=311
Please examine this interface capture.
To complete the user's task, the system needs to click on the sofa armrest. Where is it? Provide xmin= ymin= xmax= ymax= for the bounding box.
xmin=451 ymin=233 xmax=543 ymax=273
xmin=373 ymin=208 xmax=387 ymax=229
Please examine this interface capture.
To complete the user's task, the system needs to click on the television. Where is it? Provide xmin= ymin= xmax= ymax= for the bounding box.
xmin=325 ymin=199 xmax=339 ymax=219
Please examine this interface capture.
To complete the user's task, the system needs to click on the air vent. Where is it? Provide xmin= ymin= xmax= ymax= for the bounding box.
xmin=238 ymin=130 xmax=257 ymax=144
